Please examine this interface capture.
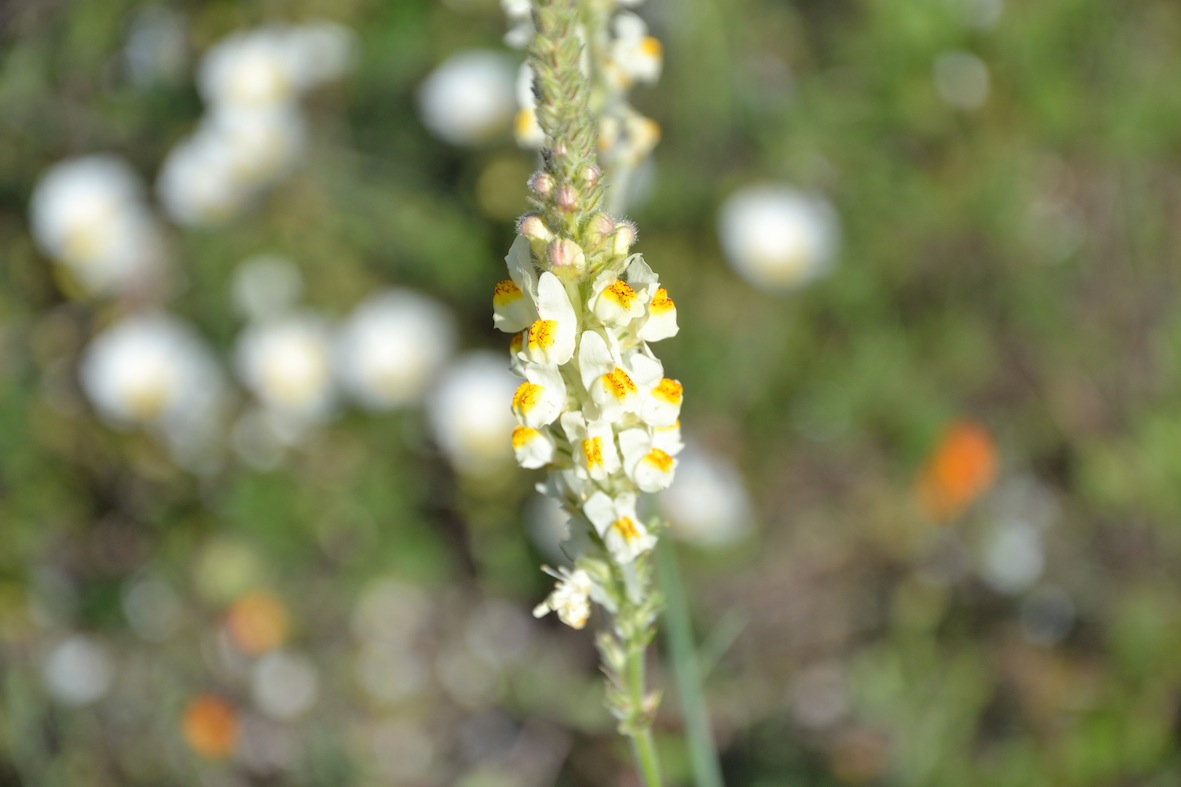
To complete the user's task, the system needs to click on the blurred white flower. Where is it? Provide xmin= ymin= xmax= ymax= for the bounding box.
xmin=426 ymin=351 xmax=518 ymax=475
xmin=198 ymin=27 xmax=302 ymax=111
xmin=235 ymin=313 xmax=337 ymax=425
xmin=608 ymin=12 xmax=663 ymax=88
xmin=660 ymin=443 xmax=753 ymax=548
xmin=512 ymin=62 xmax=546 ymax=148
xmin=158 ymin=108 xmax=305 ymax=227
xmin=717 ymin=184 xmax=839 ymax=291
xmin=335 ymin=289 xmax=458 ymax=411
xmin=156 ymin=131 xmax=250 ymax=226
xmin=933 ymin=50 xmax=990 ymax=111
xmin=418 ymin=50 xmax=518 ymax=146
xmin=251 ymin=651 xmax=319 ymax=721
xmin=231 ymin=254 xmax=304 ymax=323
xmin=80 ymin=312 xmax=227 ymax=448
xmin=979 ymin=518 xmax=1044 ymax=595
xmin=42 ymin=635 xmax=114 ymax=706
xmin=29 ymin=156 xmax=169 ymax=297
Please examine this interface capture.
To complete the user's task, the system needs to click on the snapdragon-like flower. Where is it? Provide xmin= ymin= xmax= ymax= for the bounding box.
xmin=497 ymin=4 xmax=674 ymax=776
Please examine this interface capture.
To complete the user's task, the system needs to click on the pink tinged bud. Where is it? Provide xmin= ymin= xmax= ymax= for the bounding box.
xmin=551 ymin=141 xmax=569 ymax=158
xmin=517 ymin=213 xmax=553 ymax=244
xmin=529 ymin=171 xmax=555 ymax=198
xmin=612 ymin=220 xmax=637 ymax=256
xmin=556 ymin=185 xmax=578 ymax=213
xmin=546 ymin=238 xmax=586 ymax=270
xmin=585 ymin=212 xmax=616 ymax=248
xmin=583 ymin=165 xmax=601 ymax=187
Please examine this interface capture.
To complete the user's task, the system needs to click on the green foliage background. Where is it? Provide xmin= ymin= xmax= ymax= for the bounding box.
xmin=1 ymin=0 xmax=1180 ymax=784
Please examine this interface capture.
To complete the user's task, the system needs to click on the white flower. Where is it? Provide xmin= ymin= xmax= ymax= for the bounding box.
xmin=520 ymin=272 xmax=577 ymax=366
xmin=41 ymin=635 xmax=113 ymax=706
xmin=717 ymin=184 xmax=839 ymax=291
xmin=417 ymin=50 xmax=518 ymax=146
xmin=493 ymin=235 xmax=541 ymax=334
xmin=198 ymin=27 xmax=301 ymax=111
xmin=513 ymin=63 xmax=545 ymax=148
xmin=640 ymin=376 xmax=683 ymax=427
xmin=80 ymin=312 xmax=227 ymax=469
xmin=608 ymin=13 xmax=663 ymax=88
xmin=584 ymin=491 xmax=656 ymax=564
xmin=427 ymin=352 xmax=519 ymax=475
xmin=511 ymin=425 xmax=555 ymax=469
xmin=202 ymin=106 xmax=307 ymax=187
xmin=235 ymin=313 xmax=336 ymax=423
xmin=156 ymin=130 xmax=248 ymax=226
xmin=29 ymin=156 xmax=169 ymax=297
xmin=618 ymin=427 xmax=676 ymax=492
xmin=560 ymin=412 xmax=621 ymax=481
xmin=80 ymin=311 xmax=223 ymax=431
xmin=590 ymin=271 xmax=646 ymax=327
xmin=335 ymin=289 xmax=457 ymax=411
xmin=660 ymin=444 xmax=753 ymax=548
xmin=511 ymin=363 xmax=567 ymax=428
xmin=933 ymin=50 xmax=990 ymax=111
xmin=532 ymin=566 xmax=593 ymax=629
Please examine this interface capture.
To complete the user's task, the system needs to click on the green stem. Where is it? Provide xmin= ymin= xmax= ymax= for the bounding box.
xmin=625 ymin=642 xmax=664 ymax=787
xmin=658 ymin=538 xmax=724 ymax=787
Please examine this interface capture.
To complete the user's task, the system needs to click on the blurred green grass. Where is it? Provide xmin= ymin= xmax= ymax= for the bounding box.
xmin=2 ymin=0 xmax=1181 ymax=785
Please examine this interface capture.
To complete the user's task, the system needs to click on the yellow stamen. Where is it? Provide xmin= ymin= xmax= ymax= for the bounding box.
xmin=639 ymin=36 xmax=663 ymax=59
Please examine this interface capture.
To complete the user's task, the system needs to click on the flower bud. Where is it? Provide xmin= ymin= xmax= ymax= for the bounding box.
xmin=529 ymin=171 xmax=555 ymax=198
xmin=583 ymin=165 xmax=601 ymax=188
xmin=517 ymin=213 xmax=553 ymax=244
xmin=584 ymin=212 xmax=615 ymax=249
xmin=546 ymin=238 xmax=586 ymax=272
xmin=556 ymin=185 xmax=578 ymax=213
xmin=611 ymin=220 xmax=637 ymax=256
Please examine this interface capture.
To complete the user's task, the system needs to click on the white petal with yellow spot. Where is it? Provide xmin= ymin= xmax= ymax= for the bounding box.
xmin=578 ymin=331 xmax=639 ymax=421
xmin=584 ymin=491 xmax=656 ymax=564
xmin=560 ymin=412 xmax=621 ymax=481
xmin=511 ymin=425 xmax=555 ymax=469
xmin=619 ymin=428 xmax=677 ymax=492
xmin=511 ymin=364 xmax=566 ymax=428
xmin=590 ymin=270 xmax=646 ymax=327
xmin=521 ymin=272 xmax=577 ymax=366
xmin=640 ymin=376 xmax=683 ymax=427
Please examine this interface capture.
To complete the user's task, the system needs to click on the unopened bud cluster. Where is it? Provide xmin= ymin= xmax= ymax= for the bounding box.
xmin=504 ymin=0 xmax=664 ymax=209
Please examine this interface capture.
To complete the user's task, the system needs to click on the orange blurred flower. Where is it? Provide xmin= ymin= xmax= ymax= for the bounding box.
xmin=182 ymin=694 xmax=237 ymax=759
xmin=915 ymin=419 xmax=998 ymax=522
xmin=224 ymin=590 xmax=289 ymax=656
